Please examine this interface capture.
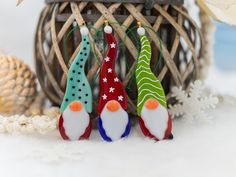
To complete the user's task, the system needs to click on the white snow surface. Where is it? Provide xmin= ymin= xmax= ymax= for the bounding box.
xmin=0 ymin=100 xmax=236 ymax=177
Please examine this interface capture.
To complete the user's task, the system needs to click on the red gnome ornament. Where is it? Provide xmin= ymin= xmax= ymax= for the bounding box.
xmin=98 ymin=21 xmax=131 ymax=142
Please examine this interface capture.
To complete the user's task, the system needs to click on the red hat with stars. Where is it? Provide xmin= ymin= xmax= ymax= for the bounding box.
xmin=97 ymin=23 xmax=127 ymax=113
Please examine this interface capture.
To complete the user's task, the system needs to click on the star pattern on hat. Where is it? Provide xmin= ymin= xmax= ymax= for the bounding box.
xmin=103 ymin=77 xmax=107 ymax=83
xmin=104 ymin=56 xmax=110 ymax=62
xmin=110 ymin=42 xmax=116 ymax=48
xmin=98 ymin=32 xmax=127 ymax=113
xmin=108 ymin=68 xmax=112 ymax=73
xmin=102 ymin=94 xmax=107 ymax=100
xmin=109 ymin=87 xmax=115 ymax=93
xmin=114 ymin=77 xmax=119 ymax=82
xmin=118 ymin=95 xmax=124 ymax=101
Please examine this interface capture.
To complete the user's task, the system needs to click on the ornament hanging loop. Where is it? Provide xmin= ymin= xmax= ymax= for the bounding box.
xmin=80 ymin=21 xmax=86 ymax=26
xmin=104 ymin=20 xmax=109 ymax=26
xmin=137 ymin=21 xmax=142 ymax=28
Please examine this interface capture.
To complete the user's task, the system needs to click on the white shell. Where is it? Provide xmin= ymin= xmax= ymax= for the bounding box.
xmin=80 ymin=26 xmax=89 ymax=35
xmin=137 ymin=27 xmax=146 ymax=36
xmin=104 ymin=25 xmax=113 ymax=34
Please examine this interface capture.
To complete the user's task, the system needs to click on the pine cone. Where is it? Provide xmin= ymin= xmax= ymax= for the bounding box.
xmin=0 ymin=55 xmax=37 ymax=115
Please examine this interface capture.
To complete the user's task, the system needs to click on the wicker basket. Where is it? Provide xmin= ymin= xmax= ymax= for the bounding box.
xmin=35 ymin=0 xmax=204 ymax=117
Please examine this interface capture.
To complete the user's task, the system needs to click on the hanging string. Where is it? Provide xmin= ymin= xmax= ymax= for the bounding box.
xmin=63 ymin=25 xmax=79 ymax=64
xmin=125 ymin=24 xmax=163 ymax=91
xmin=62 ymin=21 xmax=163 ymax=91
xmin=63 ymin=21 xmax=139 ymax=88
xmin=107 ymin=22 xmax=140 ymax=79
xmin=63 ymin=24 xmax=102 ymax=65
xmin=142 ymin=25 xmax=163 ymax=73
xmin=90 ymin=22 xmax=139 ymax=88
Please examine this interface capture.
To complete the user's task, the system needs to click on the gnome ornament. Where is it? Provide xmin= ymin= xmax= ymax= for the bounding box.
xmin=135 ymin=22 xmax=173 ymax=141
xmin=97 ymin=22 xmax=131 ymax=142
xmin=59 ymin=24 xmax=92 ymax=141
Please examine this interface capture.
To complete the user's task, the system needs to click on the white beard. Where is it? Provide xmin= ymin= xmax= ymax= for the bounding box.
xmin=101 ymin=106 xmax=129 ymax=141
xmin=63 ymin=107 xmax=90 ymax=141
xmin=141 ymin=104 xmax=169 ymax=140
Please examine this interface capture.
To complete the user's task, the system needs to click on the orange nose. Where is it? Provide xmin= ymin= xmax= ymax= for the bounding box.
xmin=107 ymin=100 xmax=120 ymax=112
xmin=69 ymin=101 xmax=83 ymax=112
xmin=145 ymin=98 xmax=159 ymax=110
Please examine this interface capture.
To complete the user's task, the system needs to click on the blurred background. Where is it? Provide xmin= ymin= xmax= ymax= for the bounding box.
xmin=0 ymin=1 xmax=44 ymax=69
xmin=215 ymin=22 xmax=236 ymax=71
xmin=0 ymin=1 xmax=235 ymax=73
